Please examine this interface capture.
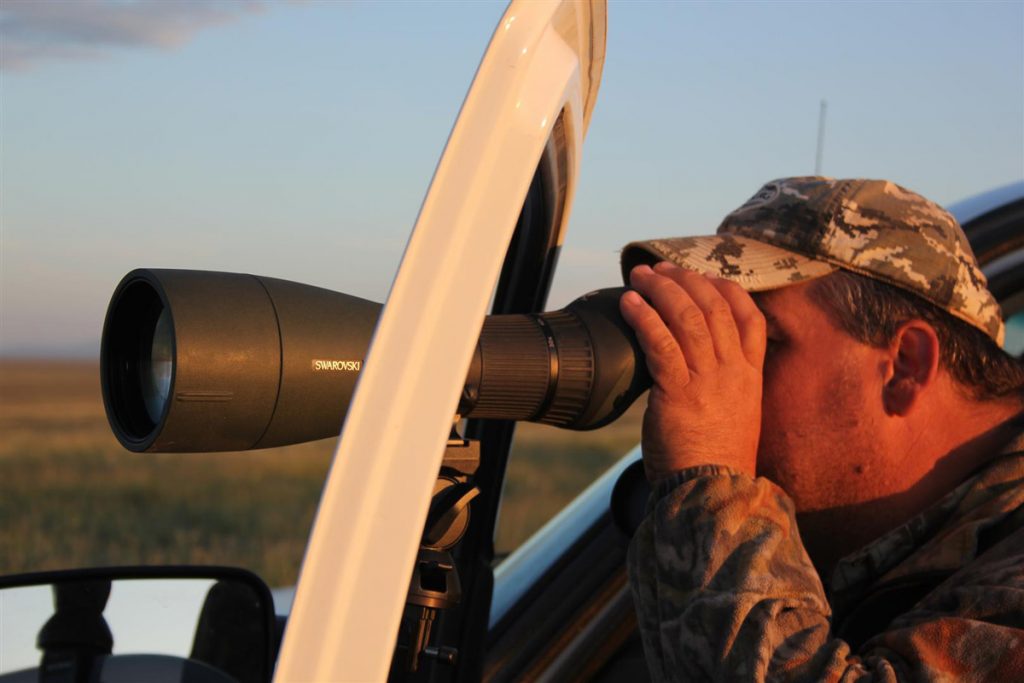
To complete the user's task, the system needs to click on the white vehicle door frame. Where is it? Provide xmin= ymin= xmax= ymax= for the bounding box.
xmin=274 ymin=2 xmax=605 ymax=680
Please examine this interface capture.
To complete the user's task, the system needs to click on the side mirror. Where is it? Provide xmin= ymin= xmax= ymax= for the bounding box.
xmin=0 ymin=567 xmax=275 ymax=683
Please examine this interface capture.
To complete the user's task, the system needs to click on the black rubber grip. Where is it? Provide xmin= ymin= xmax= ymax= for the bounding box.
xmin=535 ymin=310 xmax=594 ymax=427
xmin=472 ymin=316 xmax=552 ymax=420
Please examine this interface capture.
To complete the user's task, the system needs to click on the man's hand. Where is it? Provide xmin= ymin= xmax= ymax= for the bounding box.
xmin=619 ymin=262 xmax=767 ymax=482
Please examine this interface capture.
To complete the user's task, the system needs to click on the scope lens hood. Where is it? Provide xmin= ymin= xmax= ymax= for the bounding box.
xmin=101 ymin=269 xmax=287 ymax=452
xmin=101 ymin=269 xmax=381 ymax=453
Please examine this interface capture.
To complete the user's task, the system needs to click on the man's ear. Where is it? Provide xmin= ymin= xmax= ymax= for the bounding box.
xmin=883 ymin=321 xmax=940 ymax=416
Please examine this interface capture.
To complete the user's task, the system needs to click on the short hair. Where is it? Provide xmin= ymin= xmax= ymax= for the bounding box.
xmin=809 ymin=270 xmax=1024 ymax=402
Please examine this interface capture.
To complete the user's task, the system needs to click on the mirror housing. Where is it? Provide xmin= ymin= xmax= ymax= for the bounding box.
xmin=0 ymin=566 xmax=275 ymax=683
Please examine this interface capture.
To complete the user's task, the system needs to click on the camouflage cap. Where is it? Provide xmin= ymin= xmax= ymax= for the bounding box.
xmin=621 ymin=176 xmax=1005 ymax=346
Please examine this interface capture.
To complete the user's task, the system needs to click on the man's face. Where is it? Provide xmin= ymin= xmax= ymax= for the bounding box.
xmin=752 ymin=280 xmax=892 ymax=516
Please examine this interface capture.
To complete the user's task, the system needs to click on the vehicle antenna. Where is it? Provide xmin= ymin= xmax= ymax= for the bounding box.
xmin=815 ymin=99 xmax=827 ymax=175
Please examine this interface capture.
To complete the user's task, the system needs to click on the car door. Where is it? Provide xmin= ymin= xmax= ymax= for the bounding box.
xmin=274 ymin=2 xmax=606 ymax=681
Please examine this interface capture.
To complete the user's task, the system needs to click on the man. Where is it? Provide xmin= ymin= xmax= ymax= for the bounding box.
xmin=618 ymin=177 xmax=1024 ymax=681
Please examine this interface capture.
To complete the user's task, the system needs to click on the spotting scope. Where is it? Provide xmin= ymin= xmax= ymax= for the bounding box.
xmin=101 ymin=269 xmax=651 ymax=452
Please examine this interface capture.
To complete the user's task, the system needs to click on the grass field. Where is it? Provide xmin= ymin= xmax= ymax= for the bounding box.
xmin=0 ymin=360 xmax=643 ymax=587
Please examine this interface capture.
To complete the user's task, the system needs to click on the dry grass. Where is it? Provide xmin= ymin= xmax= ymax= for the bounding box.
xmin=0 ymin=360 xmax=642 ymax=586
xmin=495 ymin=402 xmax=644 ymax=552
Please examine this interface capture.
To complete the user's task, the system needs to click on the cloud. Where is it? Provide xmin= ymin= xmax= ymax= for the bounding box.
xmin=0 ymin=0 xmax=267 ymax=71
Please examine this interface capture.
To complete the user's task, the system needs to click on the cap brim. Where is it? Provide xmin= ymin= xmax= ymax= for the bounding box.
xmin=621 ymin=235 xmax=837 ymax=291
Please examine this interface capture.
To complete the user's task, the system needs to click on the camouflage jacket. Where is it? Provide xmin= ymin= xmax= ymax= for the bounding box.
xmin=628 ymin=423 xmax=1024 ymax=681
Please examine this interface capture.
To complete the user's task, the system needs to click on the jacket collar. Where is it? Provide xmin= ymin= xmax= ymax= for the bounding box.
xmin=830 ymin=415 xmax=1024 ymax=610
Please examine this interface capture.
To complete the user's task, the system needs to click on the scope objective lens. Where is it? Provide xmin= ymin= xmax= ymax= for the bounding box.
xmin=141 ymin=307 xmax=173 ymax=424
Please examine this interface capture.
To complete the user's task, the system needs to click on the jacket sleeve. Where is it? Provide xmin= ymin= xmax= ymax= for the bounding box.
xmin=627 ymin=467 xmax=1024 ymax=682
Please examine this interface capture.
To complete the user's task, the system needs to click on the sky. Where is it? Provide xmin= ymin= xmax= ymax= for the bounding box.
xmin=1 ymin=0 xmax=1022 ymax=358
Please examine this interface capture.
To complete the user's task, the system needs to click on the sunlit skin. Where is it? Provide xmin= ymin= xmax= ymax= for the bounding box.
xmin=621 ymin=261 xmax=1023 ymax=576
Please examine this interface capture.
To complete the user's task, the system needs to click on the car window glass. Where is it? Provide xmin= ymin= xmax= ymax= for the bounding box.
xmin=0 ymin=3 xmax=501 ymax=591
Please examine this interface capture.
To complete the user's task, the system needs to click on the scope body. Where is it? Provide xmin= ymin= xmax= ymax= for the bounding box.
xmin=101 ymin=269 xmax=650 ymax=453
